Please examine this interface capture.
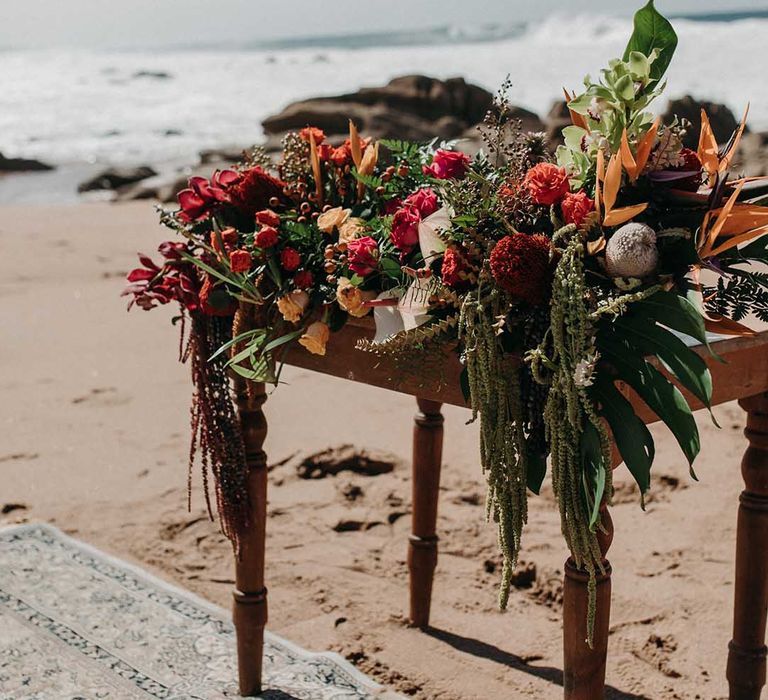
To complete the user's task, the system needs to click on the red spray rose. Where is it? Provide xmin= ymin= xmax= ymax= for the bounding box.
xmin=229 ymin=166 xmax=288 ymax=217
xmin=347 ymin=236 xmax=379 ymax=276
xmin=523 ymin=163 xmax=570 ymax=205
xmin=220 ymin=227 xmax=239 ymax=245
xmin=490 ymin=232 xmax=553 ymax=305
xmin=390 ymin=206 xmax=422 ymax=252
xmin=229 ymin=249 xmax=252 ymax=273
xmin=300 ymin=126 xmax=325 ymax=144
xmin=423 ymin=149 xmax=470 ymax=180
xmin=293 ymin=270 xmax=314 ymax=288
xmin=404 ymin=187 xmax=439 ymax=217
xmin=255 ymin=209 xmax=280 ymax=227
xmin=317 ymin=143 xmax=334 ymax=161
xmin=560 ymin=190 xmax=595 ymax=227
xmin=330 ymin=143 xmax=352 ymax=167
xmin=280 ymin=246 xmax=301 ymax=271
xmin=255 ymin=226 xmax=279 ymax=249
xmin=441 ymin=247 xmax=470 ymax=289
xmin=199 ymin=275 xmax=237 ymax=316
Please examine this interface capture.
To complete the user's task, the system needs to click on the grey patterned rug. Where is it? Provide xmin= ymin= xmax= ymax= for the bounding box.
xmin=0 ymin=524 xmax=401 ymax=700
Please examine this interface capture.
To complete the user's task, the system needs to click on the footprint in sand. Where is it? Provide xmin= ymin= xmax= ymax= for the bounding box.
xmin=632 ymin=633 xmax=682 ymax=679
xmin=71 ymin=387 xmax=132 ymax=407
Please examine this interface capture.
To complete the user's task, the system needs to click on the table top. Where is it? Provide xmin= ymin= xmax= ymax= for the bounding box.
xmin=279 ymin=319 xmax=768 ymax=423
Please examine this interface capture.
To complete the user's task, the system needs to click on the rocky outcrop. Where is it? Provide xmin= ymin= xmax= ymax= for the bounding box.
xmin=662 ymin=96 xmax=741 ymax=150
xmin=0 ymin=153 xmax=54 ymax=172
xmin=78 ymin=166 xmax=158 ymax=193
xmin=262 ymin=75 xmax=500 ymax=142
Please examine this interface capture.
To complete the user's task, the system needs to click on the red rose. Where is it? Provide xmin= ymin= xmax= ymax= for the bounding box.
xmin=300 ymin=126 xmax=325 ymax=145
xmin=560 ymin=190 xmax=595 ymax=227
xmin=255 ymin=226 xmax=278 ymax=249
xmin=293 ymin=270 xmax=314 ymax=288
xmin=423 ymin=149 xmax=470 ymax=180
xmin=441 ymin=247 xmax=469 ymax=289
xmin=317 ymin=144 xmax=334 ymax=161
xmin=347 ymin=236 xmax=379 ymax=276
xmin=390 ymin=206 xmax=421 ymax=252
xmin=229 ymin=249 xmax=252 ymax=273
xmin=330 ymin=143 xmax=352 ymax=167
xmin=281 ymin=246 xmax=301 ymax=271
xmin=490 ymin=233 xmax=552 ymax=305
xmin=523 ymin=163 xmax=570 ymax=205
xmin=404 ymin=187 xmax=439 ymax=217
xmin=255 ymin=209 xmax=280 ymax=227
xmin=382 ymin=197 xmax=402 ymax=215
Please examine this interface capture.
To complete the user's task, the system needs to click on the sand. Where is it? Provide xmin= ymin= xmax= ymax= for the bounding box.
xmin=0 ymin=201 xmax=756 ymax=699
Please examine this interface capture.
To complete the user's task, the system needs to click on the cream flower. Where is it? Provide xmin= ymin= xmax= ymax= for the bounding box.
xmin=276 ymin=290 xmax=310 ymax=323
xmin=336 ymin=277 xmax=375 ymax=317
xmin=338 ymin=217 xmax=366 ymax=243
xmin=317 ymin=206 xmax=350 ymax=234
xmin=298 ymin=321 xmax=330 ymax=356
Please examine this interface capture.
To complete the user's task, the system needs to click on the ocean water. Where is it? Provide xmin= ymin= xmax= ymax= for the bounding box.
xmin=2 ymin=12 xmax=768 ymax=174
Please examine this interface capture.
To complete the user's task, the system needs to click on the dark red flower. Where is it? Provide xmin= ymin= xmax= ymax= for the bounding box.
xmin=300 ymin=126 xmax=325 ymax=145
xmin=347 ymin=236 xmax=379 ymax=276
xmin=123 ymin=242 xmax=199 ymax=311
xmin=490 ymin=233 xmax=552 ymax=305
xmin=229 ymin=166 xmax=288 ymax=218
xmin=382 ymin=197 xmax=402 ymax=215
xmin=294 ymin=270 xmax=314 ymax=288
xmin=229 ymin=249 xmax=252 ymax=273
xmin=280 ymin=246 xmax=301 ymax=271
xmin=670 ymin=148 xmax=704 ymax=191
xmin=561 ymin=190 xmax=595 ymax=227
xmin=523 ymin=163 xmax=570 ymax=206
xmin=390 ymin=206 xmax=421 ymax=252
xmin=423 ymin=149 xmax=470 ymax=180
xmin=404 ymin=187 xmax=439 ymax=217
xmin=177 ymin=169 xmax=240 ymax=223
xmin=255 ymin=226 xmax=279 ymax=249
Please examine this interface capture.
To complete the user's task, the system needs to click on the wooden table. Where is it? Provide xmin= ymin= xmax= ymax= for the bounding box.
xmin=228 ymin=320 xmax=768 ymax=699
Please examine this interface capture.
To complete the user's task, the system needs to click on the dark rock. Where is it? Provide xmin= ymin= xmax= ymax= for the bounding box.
xmin=544 ymin=100 xmax=573 ymax=149
xmin=78 ymin=166 xmax=157 ymax=193
xmin=663 ymin=95 xmax=742 ymax=150
xmin=262 ymin=75 xmax=496 ymax=142
xmin=0 ymin=152 xmax=54 ymax=172
xmin=200 ymin=147 xmax=248 ymax=165
xmin=132 ymin=70 xmax=171 ymax=80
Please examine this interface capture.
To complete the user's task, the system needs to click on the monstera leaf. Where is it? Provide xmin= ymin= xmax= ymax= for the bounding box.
xmin=623 ymin=1 xmax=678 ymax=82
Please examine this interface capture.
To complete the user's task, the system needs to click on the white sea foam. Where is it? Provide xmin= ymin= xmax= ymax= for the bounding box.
xmin=2 ymin=14 xmax=767 ymax=170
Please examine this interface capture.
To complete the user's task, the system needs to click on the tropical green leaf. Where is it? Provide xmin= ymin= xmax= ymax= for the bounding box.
xmin=263 ymin=329 xmax=304 ymax=354
xmin=632 ymin=290 xmax=712 ymax=351
xmin=207 ymin=328 xmax=265 ymax=362
xmin=580 ymin=420 xmax=607 ymax=530
xmin=599 ymin=337 xmax=701 ymax=471
xmin=623 ymin=0 xmax=678 ymax=82
xmin=591 ymin=376 xmax=655 ymax=497
xmin=609 ymin=316 xmax=714 ymax=413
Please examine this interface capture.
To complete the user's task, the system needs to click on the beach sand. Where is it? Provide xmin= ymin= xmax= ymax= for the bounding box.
xmin=0 ymin=202 xmax=754 ymax=699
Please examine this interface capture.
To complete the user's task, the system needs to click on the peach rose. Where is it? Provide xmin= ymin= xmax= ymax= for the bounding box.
xmin=336 ymin=277 xmax=376 ymax=317
xmin=299 ymin=321 xmax=330 ymax=355
xmin=277 ymin=290 xmax=310 ymax=323
xmin=317 ymin=206 xmax=350 ymax=234
xmin=338 ymin=217 xmax=366 ymax=243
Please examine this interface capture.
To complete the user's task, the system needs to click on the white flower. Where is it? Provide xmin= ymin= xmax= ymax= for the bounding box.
xmin=418 ymin=206 xmax=451 ymax=264
xmin=573 ymin=353 xmax=599 ymax=387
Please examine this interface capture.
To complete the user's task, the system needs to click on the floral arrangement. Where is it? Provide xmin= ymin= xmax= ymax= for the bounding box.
xmin=126 ymin=1 xmax=768 ymax=641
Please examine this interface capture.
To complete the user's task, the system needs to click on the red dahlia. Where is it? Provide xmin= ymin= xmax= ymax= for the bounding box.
xmin=229 ymin=167 xmax=288 ymax=217
xmin=489 ymin=233 xmax=552 ymax=305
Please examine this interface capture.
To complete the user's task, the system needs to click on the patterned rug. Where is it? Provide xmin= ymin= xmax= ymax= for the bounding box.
xmin=0 ymin=523 xmax=401 ymax=699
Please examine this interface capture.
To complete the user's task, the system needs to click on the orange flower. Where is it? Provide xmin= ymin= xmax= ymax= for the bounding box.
xmin=299 ymin=321 xmax=330 ymax=356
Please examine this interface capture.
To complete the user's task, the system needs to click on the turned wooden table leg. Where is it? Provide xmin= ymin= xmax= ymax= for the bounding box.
xmin=563 ymin=446 xmax=619 ymax=699
xmin=728 ymin=392 xmax=768 ymax=700
xmin=408 ymin=398 xmax=444 ymax=628
xmin=233 ymin=380 xmax=269 ymax=697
